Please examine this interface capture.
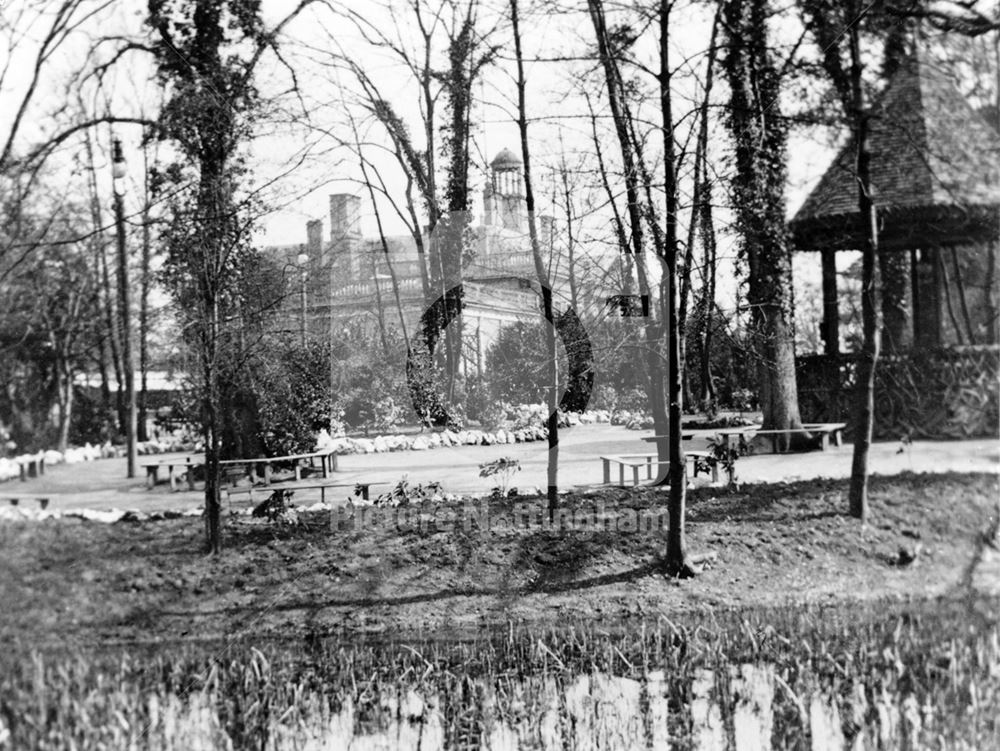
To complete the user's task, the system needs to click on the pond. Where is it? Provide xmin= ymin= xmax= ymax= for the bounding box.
xmin=1 ymin=598 xmax=996 ymax=749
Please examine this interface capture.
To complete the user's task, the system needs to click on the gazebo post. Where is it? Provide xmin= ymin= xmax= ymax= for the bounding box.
xmin=913 ymin=245 xmax=942 ymax=349
xmin=910 ymin=248 xmax=920 ymax=343
xmin=821 ymin=247 xmax=839 ymax=356
xmin=880 ymin=247 xmax=912 ymax=353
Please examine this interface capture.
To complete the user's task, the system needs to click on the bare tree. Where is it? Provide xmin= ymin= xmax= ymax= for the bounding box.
xmin=0 ymin=1 xmax=117 ymax=172
xmin=317 ymin=0 xmax=497 ymax=422
xmin=1 ymin=194 xmax=102 ymax=453
xmin=586 ymin=0 xmax=693 ymax=575
xmin=510 ymin=0 xmax=559 ymax=511
xmin=683 ymin=8 xmax=721 ymax=410
xmin=80 ymin=125 xmax=123 ymax=440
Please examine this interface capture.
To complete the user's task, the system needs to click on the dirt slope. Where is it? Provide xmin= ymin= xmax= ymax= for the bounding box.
xmin=1 ymin=472 xmax=996 ymax=646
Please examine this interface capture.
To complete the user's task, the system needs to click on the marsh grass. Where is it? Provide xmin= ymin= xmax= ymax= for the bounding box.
xmin=1 ymin=596 xmax=997 ymax=749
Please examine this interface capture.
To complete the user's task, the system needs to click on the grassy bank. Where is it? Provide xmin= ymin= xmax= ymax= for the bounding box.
xmin=1 ymin=472 xmax=996 ymax=643
xmin=2 ymin=472 xmax=997 ymax=747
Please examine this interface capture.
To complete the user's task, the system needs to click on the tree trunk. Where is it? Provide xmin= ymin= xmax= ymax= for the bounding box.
xmin=83 ymin=128 xmax=123 ymax=439
xmin=756 ymin=308 xmax=801 ymax=435
xmin=357 ymin=150 xmax=411 ymax=346
xmin=681 ymin=10 xmax=720 ymax=414
xmin=986 ymin=241 xmax=998 ymax=344
xmin=512 ymin=0 xmax=559 ymax=512
xmin=439 ymin=15 xmax=481 ymax=402
xmin=587 ymin=95 xmax=634 ymax=297
xmin=558 ymin=147 xmax=580 ymax=313
xmin=680 ymin=188 xmax=698 ymax=412
xmin=203 ymin=300 xmax=222 ymax=553
xmin=114 ymin=179 xmax=137 ymax=478
xmin=693 ymin=11 xmax=720 ymax=409
xmin=146 ymin=0 xmax=314 ymax=553
xmin=848 ymin=23 xmax=879 ymax=524
xmin=103 ymin=234 xmax=125 ymax=438
xmin=55 ymin=365 xmax=73 ymax=454
xmin=722 ymin=0 xmax=806 ymax=450
xmin=404 ymin=174 xmax=433 ymax=305
xmin=96 ymin=336 xmax=113 ymax=441
xmin=658 ymin=0 xmax=692 ymax=576
xmin=138 ymin=149 xmax=153 ymax=443
xmin=698 ymin=177 xmax=719 ymax=408
xmin=587 ymin=0 xmax=671 ymax=484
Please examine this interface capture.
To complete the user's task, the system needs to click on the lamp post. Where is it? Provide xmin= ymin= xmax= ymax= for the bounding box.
xmin=112 ymin=137 xmax=137 ymax=479
xmin=296 ymin=249 xmax=309 ymax=346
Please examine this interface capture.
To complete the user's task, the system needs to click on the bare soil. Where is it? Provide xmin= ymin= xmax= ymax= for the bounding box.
xmin=1 ymin=472 xmax=997 ymax=648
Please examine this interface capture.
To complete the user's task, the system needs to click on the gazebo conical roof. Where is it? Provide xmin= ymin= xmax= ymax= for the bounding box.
xmin=790 ymin=50 xmax=1000 ymax=252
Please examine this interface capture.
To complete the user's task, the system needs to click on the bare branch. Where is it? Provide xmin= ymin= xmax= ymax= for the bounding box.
xmin=0 ymin=0 xmax=116 ymax=169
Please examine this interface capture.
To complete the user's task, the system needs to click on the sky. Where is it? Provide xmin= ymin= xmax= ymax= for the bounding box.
xmin=246 ymin=0 xmax=837 ymax=248
xmin=0 ymin=0 xmax=856 ymax=315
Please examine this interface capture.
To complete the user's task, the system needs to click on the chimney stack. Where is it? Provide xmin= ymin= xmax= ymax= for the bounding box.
xmin=329 ymin=194 xmax=361 ymax=239
xmin=329 ymin=194 xmax=362 ymax=281
xmin=306 ymin=219 xmax=323 ymax=254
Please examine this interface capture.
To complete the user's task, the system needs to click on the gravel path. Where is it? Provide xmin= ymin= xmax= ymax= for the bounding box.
xmin=1 ymin=424 xmax=996 ymax=512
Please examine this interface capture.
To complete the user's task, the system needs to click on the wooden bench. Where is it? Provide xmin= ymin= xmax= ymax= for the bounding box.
xmin=14 ymin=452 xmax=46 ymax=481
xmin=2 ymin=495 xmax=50 ymax=509
xmin=640 ymin=433 xmax=694 ymax=447
xmin=219 ymin=450 xmax=338 ymax=487
xmin=803 ymin=423 xmax=847 ymax=449
xmin=712 ymin=427 xmax=760 ymax=455
xmin=716 ymin=423 xmax=847 ymax=454
xmin=142 ymin=456 xmax=199 ymax=491
xmin=222 ymin=466 xmax=246 ymax=486
xmin=143 ymin=450 xmax=339 ymax=492
xmin=226 ymin=480 xmax=378 ymax=509
xmin=600 ymin=451 xmax=718 ymax=487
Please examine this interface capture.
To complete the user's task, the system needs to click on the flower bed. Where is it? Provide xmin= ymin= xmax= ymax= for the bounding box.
xmin=317 ymin=407 xmax=617 ymax=455
xmin=0 ymin=405 xmax=659 ymax=480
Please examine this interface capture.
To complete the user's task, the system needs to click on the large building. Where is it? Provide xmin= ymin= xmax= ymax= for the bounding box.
xmin=270 ymin=149 xmax=574 ymax=375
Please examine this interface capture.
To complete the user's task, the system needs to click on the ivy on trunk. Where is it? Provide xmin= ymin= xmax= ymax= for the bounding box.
xmin=721 ymin=0 xmax=807 ymax=450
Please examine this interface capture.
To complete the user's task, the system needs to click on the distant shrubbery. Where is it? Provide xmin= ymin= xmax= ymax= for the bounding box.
xmin=252 ymin=339 xmax=340 ymax=456
xmin=484 ymin=316 xmax=761 ymax=420
xmin=224 ymin=310 xmax=766 ymax=458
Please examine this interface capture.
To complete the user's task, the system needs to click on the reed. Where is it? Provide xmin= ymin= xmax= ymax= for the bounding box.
xmin=1 ymin=597 xmax=996 ymax=749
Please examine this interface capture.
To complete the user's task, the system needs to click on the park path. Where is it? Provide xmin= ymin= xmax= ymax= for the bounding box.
xmin=1 ymin=424 xmax=996 ymax=512
xmin=335 ymin=427 xmax=998 ymax=494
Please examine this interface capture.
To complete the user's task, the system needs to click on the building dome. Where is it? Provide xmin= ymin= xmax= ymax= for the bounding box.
xmin=490 ymin=147 xmax=522 ymax=169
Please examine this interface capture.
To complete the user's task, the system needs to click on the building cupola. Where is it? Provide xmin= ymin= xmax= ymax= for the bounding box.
xmin=484 ymin=147 xmax=525 ymax=231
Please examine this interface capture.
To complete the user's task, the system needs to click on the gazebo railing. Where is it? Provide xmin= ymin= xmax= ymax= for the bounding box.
xmin=796 ymin=345 xmax=999 ymax=440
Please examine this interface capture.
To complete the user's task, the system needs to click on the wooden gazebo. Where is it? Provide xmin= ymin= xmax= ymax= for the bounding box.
xmin=789 ymin=51 xmax=999 ymax=439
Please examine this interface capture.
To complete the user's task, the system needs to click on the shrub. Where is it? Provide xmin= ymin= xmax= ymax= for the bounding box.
xmin=616 ymin=387 xmax=648 ymax=413
xmin=373 ymin=476 xmax=443 ymax=507
xmin=344 ymin=394 xmax=404 ymax=435
xmin=704 ymin=433 xmax=754 ymax=485
xmin=479 ymin=456 xmax=521 ymax=499
xmin=476 ymin=400 xmax=508 ymax=430
xmin=486 ymin=320 xmax=567 ymax=404
xmin=251 ymin=488 xmax=297 ymax=523
xmin=589 ymin=384 xmax=619 ymax=412
xmin=252 ymin=339 xmax=338 ymax=456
